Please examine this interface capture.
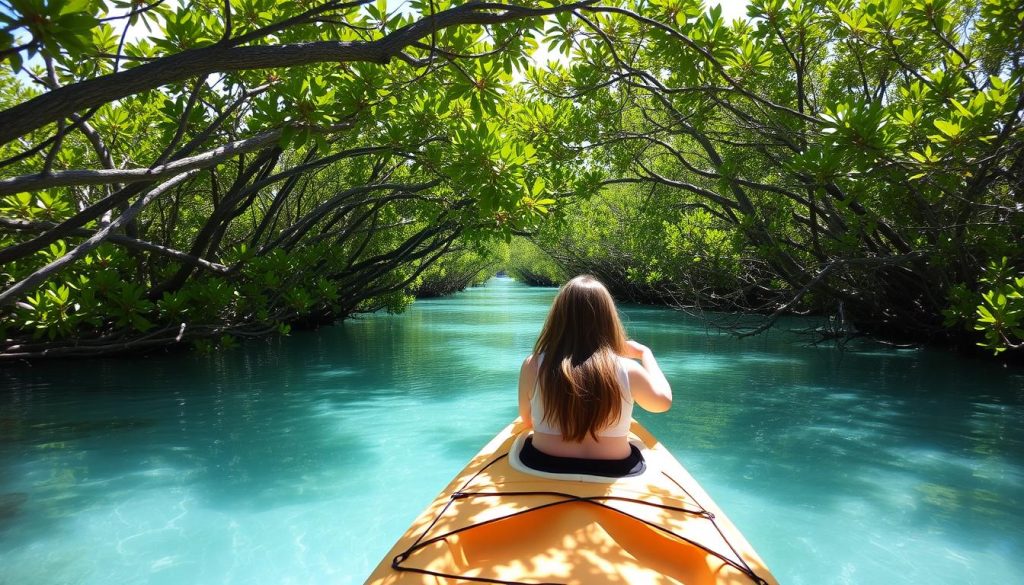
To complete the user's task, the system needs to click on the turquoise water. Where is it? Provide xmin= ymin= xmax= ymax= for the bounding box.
xmin=1 ymin=276 xmax=1022 ymax=584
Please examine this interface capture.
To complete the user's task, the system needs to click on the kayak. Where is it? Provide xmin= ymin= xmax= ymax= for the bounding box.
xmin=365 ymin=419 xmax=779 ymax=585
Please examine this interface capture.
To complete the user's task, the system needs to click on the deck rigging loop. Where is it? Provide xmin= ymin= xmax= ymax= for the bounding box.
xmin=391 ymin=451 xmax=771 ymax=585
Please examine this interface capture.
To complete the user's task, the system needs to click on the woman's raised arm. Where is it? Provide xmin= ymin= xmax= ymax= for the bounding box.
xmin=622 ymin=341 xmax=673 ymax=413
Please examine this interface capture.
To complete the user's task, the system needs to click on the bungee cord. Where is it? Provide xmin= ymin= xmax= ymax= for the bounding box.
xmin=391 ymin=450 xmax=771 ymax=585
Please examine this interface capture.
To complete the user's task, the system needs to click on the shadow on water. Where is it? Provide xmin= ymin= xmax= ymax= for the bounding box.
xmin=0 ymin=283 xmax=536 ymax=559
xmin=0 ymin=417 xmax=161 ymax=443
xmin=0 ymin=492 xmax=29 ymax=523
xmin=639 ymin=333 xmax=1024 ymax=554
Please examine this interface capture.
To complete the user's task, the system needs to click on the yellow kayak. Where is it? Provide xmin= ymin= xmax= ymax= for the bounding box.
xmin=365 ymin=419 xmax=779 ymax=585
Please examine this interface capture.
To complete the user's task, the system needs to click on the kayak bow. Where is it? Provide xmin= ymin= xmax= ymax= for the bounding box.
xmin=366 ymin=419 xmax=779 ymax=585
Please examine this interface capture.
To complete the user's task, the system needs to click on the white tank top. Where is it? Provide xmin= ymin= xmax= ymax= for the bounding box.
xmin=530 ymin=353 xmax=634 ymax=438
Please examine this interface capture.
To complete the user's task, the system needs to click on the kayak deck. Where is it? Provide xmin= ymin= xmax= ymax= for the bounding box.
xmin=366 ymin=420 xmax=778 ymax=585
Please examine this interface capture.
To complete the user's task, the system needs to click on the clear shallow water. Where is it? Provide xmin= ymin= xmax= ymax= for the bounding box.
xmin=1 ymin=276 xmax=1022 ymax=585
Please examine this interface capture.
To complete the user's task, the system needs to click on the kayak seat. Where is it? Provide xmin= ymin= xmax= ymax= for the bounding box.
xmin=509 ymin=431 xmax=656 ymax=483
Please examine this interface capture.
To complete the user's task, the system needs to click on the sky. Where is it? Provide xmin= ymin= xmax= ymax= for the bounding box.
xmin=711 ymin=0 xmax=751 ymax=21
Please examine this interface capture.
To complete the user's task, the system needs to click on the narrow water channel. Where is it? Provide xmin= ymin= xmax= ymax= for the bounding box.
xmin=1 ymin=277 xmax=1022 ymax=584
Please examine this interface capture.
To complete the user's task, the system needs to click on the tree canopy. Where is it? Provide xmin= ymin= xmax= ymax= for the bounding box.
xmin=0 ymin=0 xmax=1021 ymax=359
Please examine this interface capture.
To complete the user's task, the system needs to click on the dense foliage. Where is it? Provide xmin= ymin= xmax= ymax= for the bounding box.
xmin=527 ymin=182 xmax=759 ymax=307
xmin=0 ymin=0 xmax=1020 ymax=358
xmin=503 ymin=236 xmax=564 ymax=285
xmin=523 ymin=0 xmax=1023 ymax=351
xmin=0 ymin=0 xmax=591 ymax=358
xmin=412 ymin=242 xmax=503 ymax=297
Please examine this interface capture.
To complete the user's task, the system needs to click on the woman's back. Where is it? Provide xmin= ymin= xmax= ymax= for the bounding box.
xmin=528 ymin=353 xmax=635 ymax=459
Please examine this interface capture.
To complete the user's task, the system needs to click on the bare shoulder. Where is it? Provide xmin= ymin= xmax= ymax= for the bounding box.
xmin=518 ymin=355 xmax=538 ymax=424
xmin=520 ymin=354 xmax=540 ymax=377
xmin=619 ymin=356 xmax=643 ymax=371
xmin=622 ymin=357 xmax=653 ymax=387
xmin=620 ymin=356 xmax=645 ymax=376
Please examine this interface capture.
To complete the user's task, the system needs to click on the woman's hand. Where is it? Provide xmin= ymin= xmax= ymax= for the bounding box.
xmin=622 ymin=340 xmax=651 ymax=360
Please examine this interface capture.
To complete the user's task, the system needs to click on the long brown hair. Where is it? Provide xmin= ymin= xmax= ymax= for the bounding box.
xmin=533 ymin=275 xmax=629 ymax=442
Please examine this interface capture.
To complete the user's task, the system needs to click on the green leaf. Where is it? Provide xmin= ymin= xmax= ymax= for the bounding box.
xmin=976 ymin=305 xmax=996 ymax=323
xmin=60 ymin=0 xmax=92 ymax=15
xmin=949 ymin=99 xmax=975 ymax=118
xmin=531 ymin=177 xmax=545 ymax=196
xmin=7 ymin=49 xmax=23 ymax=74
xmin=933 ymin=119 xmax=962 ymax=138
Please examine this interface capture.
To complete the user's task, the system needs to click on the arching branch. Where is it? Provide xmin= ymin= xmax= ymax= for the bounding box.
xmin=0 ymin=217 xmax=229 ymax=274
xmin=0 ymin=0 xmax=598 ymax=145
xmin=0 ymin=169 xmax=201 ymax=307
xmin=0 ymin=128 xmax=282 ymax=196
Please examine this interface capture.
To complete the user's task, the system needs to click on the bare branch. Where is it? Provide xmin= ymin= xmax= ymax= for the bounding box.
xmin=0 ymin=217 xmax=230 ymax=274
xmin=0 ymin=128 xmax=282 ymax=196
xmin=0 ymin=169 xmax=201 ymax=307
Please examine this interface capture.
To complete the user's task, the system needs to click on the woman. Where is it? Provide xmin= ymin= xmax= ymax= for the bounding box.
xmin=517 ymin=275 xmax=673 ymax=477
